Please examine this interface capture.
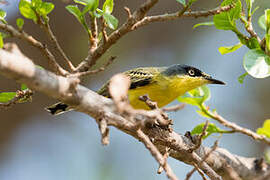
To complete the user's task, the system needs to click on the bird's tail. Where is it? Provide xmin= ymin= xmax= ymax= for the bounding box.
xmin=45 ymin=102 xmax=73 ymax=115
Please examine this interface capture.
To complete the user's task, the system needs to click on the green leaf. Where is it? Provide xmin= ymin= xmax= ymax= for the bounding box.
xmin=103 ymin=0 xmax=113 ymax=14
xmin=38 ymin=2 xmax=55 ymax=16
xmin=103 ymin=12 xmax=118 ymax=30
xmin=0 ymin=33 xmax=3 ymax=48
xmin=251 ymin=6 xmax=259 ymax=16
xmin=238 ymin=72 xmax=248 ymax=84
xmin=74 ymin=0 xmax=87 ymax=5
xmin=21 ymin=84 xmax=28 ymax=90
xmin=196 ymin=109 xmax=213 ymax=119
xmin=16 ymin=18 xmax=24 ymax=30
xmin=218 ymin=42 xmax=243 ymax=55
xmin=176 ymin=0 xmax=186 ymax=6
xmin=31 ymin=0 xmax=42 ymax=8
xmin=258 ymin=15 xmax=266 ymax=30
xmin=245 ymin=0 xmax=254 ymax=16
xmin=0 ymin=92 xmax=16 ymax=103
xmin=191 ymin=122 xmax=224 ymax=139
xmin=0 ymin=9 xmax=7 ymax=24
xmin=193 ymin=22 xmax=214 ymax=29
xmin=74 ymin=0 xmax=96 ymax=5
xmin=266 ymin=9 xmax=270 ymax=32
xmin=177 ymin=86 xmax=210 ymax=106
xmin=177 ymin=96 xmax=202 ymax=106
xmin=189 ymin=86 xmax=210 ymax=103
xmin=200 ymin=85 xmax=211 ymax=103
xmin=189 ymin=0 xmax=197 ymax=4
xmin=82 ymin=0 xmax=99 ymax=14
xmin=19 ymin=0 xmax=37 ymax=22
xmin=187 ymin=87 xmax=200 ymax=97
xmin=66 ymin=5 xmax=91 ymax=36
xmin=243 ymin=49 xmax=270 ymax=78
xmin=257 ymin=119 xmax=270 ymax=138
xmin=213 ymin=0 xmax=242 ymax=30
xmin=93 ymin=8 xmax=103 ymax=18
xmin=246 ymin=37 xmax=261 ymax=49
xmin=66 ymin=5 xmax=83 ymax=23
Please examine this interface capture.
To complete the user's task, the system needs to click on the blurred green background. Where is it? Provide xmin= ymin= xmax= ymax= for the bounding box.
xmin=0 ymin=0 xmax=270 ymax=179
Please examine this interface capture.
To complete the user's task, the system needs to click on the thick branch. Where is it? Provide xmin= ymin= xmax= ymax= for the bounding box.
xmin=0 ymin=48 xmax=269 ymax=180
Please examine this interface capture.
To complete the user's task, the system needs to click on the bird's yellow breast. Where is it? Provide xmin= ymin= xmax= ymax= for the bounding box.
xmin=128 ymin=75 xmax=208 ymax=110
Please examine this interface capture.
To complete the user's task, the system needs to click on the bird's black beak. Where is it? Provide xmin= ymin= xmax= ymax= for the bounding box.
xmin=205 ymin=77 xmax=225 ymax=85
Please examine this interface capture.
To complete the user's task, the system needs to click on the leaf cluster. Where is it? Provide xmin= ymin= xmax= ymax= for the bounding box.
xmin=66 ymin=0 xmax=118 ymax=38
xmin=178 ymin=86 xmax=231 ymax=138
xmin=195 ymin=0 xmax=270 ymax=82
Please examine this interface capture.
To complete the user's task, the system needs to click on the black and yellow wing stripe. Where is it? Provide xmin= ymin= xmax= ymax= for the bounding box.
xmin=46 ymin=67 xmax=162 ymax=115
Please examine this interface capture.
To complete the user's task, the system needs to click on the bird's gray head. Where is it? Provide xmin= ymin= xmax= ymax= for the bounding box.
xmin=161 ymin=64 xmax=225 ymax=85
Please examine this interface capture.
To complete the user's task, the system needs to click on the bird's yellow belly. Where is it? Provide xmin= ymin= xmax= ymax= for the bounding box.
xmin=128 ymin=83 xmax=180 ymax=110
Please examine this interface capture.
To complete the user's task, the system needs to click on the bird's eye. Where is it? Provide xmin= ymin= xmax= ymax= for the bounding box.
xmin=188 ymin=69 xmax=195 ymax=76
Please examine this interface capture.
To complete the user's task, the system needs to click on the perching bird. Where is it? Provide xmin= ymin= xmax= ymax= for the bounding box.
xmin=46 ymin=64 xmax=225 ymax=115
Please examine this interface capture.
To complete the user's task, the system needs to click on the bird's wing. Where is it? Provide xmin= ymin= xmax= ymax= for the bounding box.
xmin=97 ymin=67 xmax=161 ymax=97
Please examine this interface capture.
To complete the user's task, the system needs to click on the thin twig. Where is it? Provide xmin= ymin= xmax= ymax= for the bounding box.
xmin=162 ymin=104 xmax=185 ymax=112
xmin=101 ymin=17 xmax=108 ymax=43
xmin=224 ymin=164 xmax=242 ymax=180
xmin=189 ymin=120 xmax=209 ymax=152
xmin=185 ymin=140 xmax=219 ymax=180
xmin=211 ymin=112 xmax=270 ymax=145
xmin=41 ymin=20 xmax=75 ymax=71
xmin=139 ymin=94 xmax=158 ymax=109
xmin=139 ymin=94 xmax=172 ymax=127
xmin=98 ymin=118 xmax=110 ymax=145
xmin=0 ymin=89 xmax=33 ymax=109
xmin=246 ymin=16 xmax=260 ymax=42
xmin=240 ymin=15 xmax=261 ymax=44
xmin=157 ymin=147 xmax=170 ymax=174
xmin=132 ymin=4 xmax=234 ymax=30
xmin=193 ymin=163 xmax=208 ymax=180
xmin=0 ymin=24 xmax=67 ymax=75
xmin=70 ymin=56 xmax=116 ymax=77
xmin=90 ymin=16 xmax=98 ymax=50
xmin=137 ymin=129 xmax=179 ymax=180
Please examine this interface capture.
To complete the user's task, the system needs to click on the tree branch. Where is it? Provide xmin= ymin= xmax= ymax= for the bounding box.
xmin=40 ymin=20 xmax=76 ymax=72
xmin=70 ymin=56 xmax=116 ymax=77
xmin=0 ymin=24 xmax=67 ymax=75
xmin=89 ymin=17 xmax=98 ymax=51
xmin=132 ymin=4 xmax=234 ymax=30
xmin=75 ymin=3 xmax=234 ymax=73
xmin=210 ymin=111 xmax=270 ymax=145
xmin=75 ymin=0 xmax=159 ymax=72
xmin=137 ymin=129 xmax=179 ymax=180
xmin=1 ymin=47 xmax=269 ymax=180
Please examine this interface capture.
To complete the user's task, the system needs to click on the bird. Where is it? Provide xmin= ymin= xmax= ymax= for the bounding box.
xmin=46 ymin=64 xmax=225 ymax=115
